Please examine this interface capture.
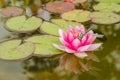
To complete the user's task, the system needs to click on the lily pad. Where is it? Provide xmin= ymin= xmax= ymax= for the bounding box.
xmin=25 ymin=35 xmax=62 ymax=56
xmin=6 ymin=15 xmax=42 ymax=33
xmin=0 ymin=39 xmax=35 ymax=60
xmin=90 ymin=12 xmax=120 ymax=24
xmin=51 ymin=19 xmax=81 ymax=30
xmin=93 ymin=3 xmax=120 ymax=12
xmin=95 ymin=0 xmax=120 ymax=3
xmin=40 ymin=22 xmax=60 ymax=36
xmin=61 ymin=10 xmax=91 ymax=22
xmin=0 ymin=7 xmax=24 ymax=17
xmin=45 ymin=1 xmax=75 ymax=14
xmin=25 ymin=35 xmax=60 ymax=44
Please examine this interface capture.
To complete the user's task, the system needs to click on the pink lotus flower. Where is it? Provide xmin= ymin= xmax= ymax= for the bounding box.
xmin=53 ymin=25 xmax=102 ymax=58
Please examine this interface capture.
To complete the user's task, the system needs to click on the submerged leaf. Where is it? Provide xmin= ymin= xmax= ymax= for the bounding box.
xmin=61 ymin=10 xmax=91 ymax=22
xmin=45 ymin=1 xmax=75 ymax=13
xmin=90 ymin=12 xmax=120 ymax=24
xmin=0 ymin=7 xmax=24 ymax=17
xmin=6 ymin=15 xmax=42 ymax=33
xmin=25 ymin=35 xmax=62 ymax=56
xmin=0 ymin=39 xmax=34 ymax=60
xmin=93 ymin=3 xmax=120 ymax=12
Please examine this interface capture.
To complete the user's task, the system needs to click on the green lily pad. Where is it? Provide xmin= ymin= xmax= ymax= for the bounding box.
xmin=25 ymin=35 xmax=62 ymax=56
xmin=6 ymin=15 xmax=42 ymax=33
xmin=95 ymin=0 xmax=120 ymax=3
xmin=25 ymin=35 xmax=60 ymax=44
xmin=0 ymin=39 xmax=35 ymax=60
xmin=90 ymin=12 xmax=120 ymax=24
xmin=40 ymin=22 xmax=60 ymax=36
xmin=51 ymin=19 xmax=81 ymax=30
xmin=61 ymin=10 xmax=91 ymax=22
xmin=93 ymin=3 xmax=120 ymax=12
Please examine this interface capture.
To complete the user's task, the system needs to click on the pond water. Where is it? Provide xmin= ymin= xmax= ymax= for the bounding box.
xmin=0 ymin=0 xmax=120 ymax=80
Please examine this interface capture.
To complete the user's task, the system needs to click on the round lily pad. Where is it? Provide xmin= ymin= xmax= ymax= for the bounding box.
xmin=61 ymin=10 xmax=91 ymax=22
xmin=0 ymin=39 xmax=35 ymax=60
xmin=6 ymin=15 xmax=42 ymax=33
xmin=45 ymin=1 xmax=75 ymax=14
xmin=25 ymin=35 xmax=60 ymax=44
xmin=0 ymin=7 xmax=24 ymax=17
xmin=95 ymin=0 xmax=120 ymax=3
xmin=90 ymin=12 xmax=120 ymax=24
xmin=25 ymin=35 xmax=62 ymax=56
xmin=93 ymin=3 xmax=120 ymax=12
xmin=51 ymin=19 xmax=81 ymax=30
xmin=40 ymin=22 xmax=60 ymax=36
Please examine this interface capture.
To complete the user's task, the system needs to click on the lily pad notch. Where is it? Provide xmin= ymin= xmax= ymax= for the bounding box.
xmin=5 ymin=15 xmax=42 ymax=33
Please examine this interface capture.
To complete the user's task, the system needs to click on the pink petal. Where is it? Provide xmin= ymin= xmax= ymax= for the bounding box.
xmin=76 ymin=25 xmax=85 ymax=34
xmin=65 ymin=47 xmax=76 ymax=53
xmin=87 ymin=43 xmax=102 ymax=51
xmin=72 ymin=38 xmax=81 ymax=49
xmin=80 ymin=34 xmax=88 ymax=45
xmin=59 ymin=29 xmax=66 ymax=39
xmin=78 ymin=45 xmax=91 ymax=52
xmin=86 ymin=35 xmax=96 ymax=44
xmin=67 ymin=32 xmax=74 ymax=42
xmin=74 ymin=52 xmax=88 ymax=58
xmin=53 ymin=44 xmax=65 ymax=51
xmin=59 ymin=38 xmax=74 ymax=50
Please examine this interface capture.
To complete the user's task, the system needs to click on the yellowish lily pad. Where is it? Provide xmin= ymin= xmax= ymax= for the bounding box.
xmin=61 ymin=10 xmax=91 ymax=22
xmin=90 ymin=12 xmax=120 ymax=24
xmin=6 ymin=15 xmax=42 ymax=33
xmin=0 ymin=39 xmax=35 ymax=60
xmin=25 ymin=35 xmax=62 ymax=56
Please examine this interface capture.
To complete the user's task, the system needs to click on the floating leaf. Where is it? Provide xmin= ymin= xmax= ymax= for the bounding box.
xmin=25 ymin=35 xmax=62 ymax=56
xmin=6 ymin=15 xmax=42 ymax=33
xmin=90 ymin=12 xmax=120 ymax=24
xmin=0 ymin=39 xmax=35 ymax=60
xmin=25 ymin=35 xmax=60 ymax=44
xmin=45 ymin=1 xmax=75 ymax=14
xmin=95 ymin=0 xmax=120 ymax=3
xmin=51 ymin=19 xmax=81 ymax=30
xmin=40 ymin=22 xmax=60 ymax=36
xmin=61 ymin=10 xmax=91 ymax=22
xmin=0 ymin=7 xmax=24 ymax=17
xmin=93 ymin=3 xmax=120 ymax=12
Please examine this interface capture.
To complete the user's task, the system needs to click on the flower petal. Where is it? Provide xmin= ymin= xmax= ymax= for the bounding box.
xmin=53 ymin=44 xmax=65 ymax=51
xmin=72 ymin=38 xmax=81 ymax=49
xmin=76 ymin=25 xmax=85 ymax=34
xmin=67 ymin=32 xmax=74 ymax=42
xmin=78 ymin=45 xmax=90 ymax=52
xmin=59 ymin=29 xmax=66 ymax=39
xmin=74 ymin=52 xmax=88 ymax=58
xmin=65 ymin=47 xmax=76 ymax=53
xmin=86 ymin=35 xmax=96 ymax=44
xmin=87 ymin=43 xmax=102 ymax=51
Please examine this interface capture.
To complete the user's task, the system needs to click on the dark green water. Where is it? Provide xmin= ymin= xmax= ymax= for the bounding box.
xmin=0 ymin=0 xmax=120 ymax=80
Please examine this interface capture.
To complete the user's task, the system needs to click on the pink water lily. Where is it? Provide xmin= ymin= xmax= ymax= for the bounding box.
xmin=53 ymin=25 xmax=102 ymax=58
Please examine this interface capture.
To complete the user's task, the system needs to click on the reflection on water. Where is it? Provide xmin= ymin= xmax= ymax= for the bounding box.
xmin=0 ymin=0 xmax=120 ymax=80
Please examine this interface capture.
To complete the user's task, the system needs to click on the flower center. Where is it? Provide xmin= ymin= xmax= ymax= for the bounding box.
xmin=73 ymin=32 xmax=80 ymax=38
